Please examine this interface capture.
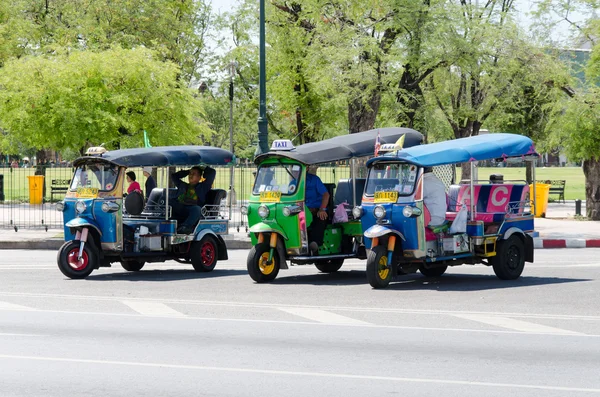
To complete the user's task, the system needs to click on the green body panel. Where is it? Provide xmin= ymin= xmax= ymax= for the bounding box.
xmin=319 ymin=225 xmax=343 ymax=255
xmin=341 ymin=221 xmax=363 ymax=236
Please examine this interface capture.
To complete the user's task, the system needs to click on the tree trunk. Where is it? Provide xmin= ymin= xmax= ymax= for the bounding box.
xmin=348 ymin=90 xmax=381 ymax=133
xmin=583 ymin=159 xmax=600 ymax=220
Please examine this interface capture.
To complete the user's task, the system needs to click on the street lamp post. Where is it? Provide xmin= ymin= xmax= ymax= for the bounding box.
xmin=256 ymin=0 xmax=269 ymax=156
xmin=228 ymin=61 xmax=237 ymax=218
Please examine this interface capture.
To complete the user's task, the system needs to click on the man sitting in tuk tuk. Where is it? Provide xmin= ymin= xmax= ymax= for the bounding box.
xmin=170 ymin=166 xmax=216 ymax=234
xmin=306 ymin=165 xmax=330 ymax=255
xmin=423 ymin=167 xmax=447 ymax=227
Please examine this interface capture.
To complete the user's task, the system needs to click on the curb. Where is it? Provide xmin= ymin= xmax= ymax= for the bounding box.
xmin=533 ymin=238 xmax=600 ymax=249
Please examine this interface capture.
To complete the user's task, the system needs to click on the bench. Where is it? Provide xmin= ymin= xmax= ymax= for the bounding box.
xmin=50 ymin=179 xmax=71 ymax=201
xmin=445 ymin=183 xmax=530 ymax=223
xmin=537 ymin=179 xmax=566 ymax=203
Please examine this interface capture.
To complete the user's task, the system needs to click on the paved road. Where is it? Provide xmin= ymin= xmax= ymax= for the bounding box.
xmin=1 ymin=249 xmax=600 ymax=396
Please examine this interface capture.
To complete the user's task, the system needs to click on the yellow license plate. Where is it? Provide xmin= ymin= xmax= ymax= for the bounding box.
xmin=374 ymin=191 xmax=398 ymax=203
xmin=260 ymin=191 xmax=281 ymax=202
xmin=76 ymin=187 xmax=99 ymax=198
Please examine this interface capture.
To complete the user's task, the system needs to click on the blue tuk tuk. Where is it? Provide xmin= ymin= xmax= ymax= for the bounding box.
xmin=56 ymin=146 xmax=235 ymax=279
xmin=357 ymin=133 xmax=538 ymax=288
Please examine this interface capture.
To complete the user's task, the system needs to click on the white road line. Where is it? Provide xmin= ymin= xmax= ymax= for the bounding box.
xmin=278 ymin=307 xmax=370 ymax=325
xmin=0 ymin=354 xmax=599 ymax=393
xmin=121 ymin=301 xmax=186 ymax=317
xmin=0 ymin=301 xmax=34 ymax=311
xmin=453 ymin=314 xmax=583 ymax=335
xmin=0 ymin=333 xmax=43 ymax=337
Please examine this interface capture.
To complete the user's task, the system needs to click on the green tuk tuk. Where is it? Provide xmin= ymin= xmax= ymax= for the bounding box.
xmin=243 ymin=127 xmax=423 ymax=282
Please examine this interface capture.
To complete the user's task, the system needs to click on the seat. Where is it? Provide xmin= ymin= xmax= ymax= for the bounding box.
xmin=124 ymin=191 xmax=144 ymax=216
xmin=202 ymin=189 xmax=227 ymax=218
xmin=445 ymin=184 xmax=530 ymax=223
xmin=141 ymin=188 xmax=177 ymax=217
xmin=334 ymin=178 xmax=366 ymax=207
xmin=323 ymin=183 xmax=336 ymax=220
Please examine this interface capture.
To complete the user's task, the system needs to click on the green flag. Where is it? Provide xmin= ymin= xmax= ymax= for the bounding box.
xmin=143 ymin=130 xmax=152 ymax=148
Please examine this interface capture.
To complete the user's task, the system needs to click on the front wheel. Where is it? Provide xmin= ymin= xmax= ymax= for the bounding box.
xmin=191 ymin=235 xmax=218 ymax=272
xmin=492 ymin=235 xmax=525 ymax=280
xmin=57 ymin=239 xmax=98 ymax=279
xmin=419 ymin=265 xmax=447 ymax=277
xmin=366 ymin=246 xmax=392 ymax=289
xmin=121 ymin=261 xmax=145 ymax=272
xmin=315 ymin=259 xmax=344 ymax=273
xmin=247 ymin=242 xmax=280 ymax=283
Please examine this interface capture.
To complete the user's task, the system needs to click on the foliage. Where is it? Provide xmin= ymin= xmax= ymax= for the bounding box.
xmin=0 ymin=47 xmax=210 ymax=153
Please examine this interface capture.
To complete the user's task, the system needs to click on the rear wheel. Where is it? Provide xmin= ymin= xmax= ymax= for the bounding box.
xmin=492 ymin=235 xmax=525 ymax=280
xmin=121 ymin=261 xmax=145 ymax=272
xmin=366 ymin=246 xmax=392 ymax=289
xmin=191 ymin=235 xmax=218 ymax=272
xmin=247 ymin=242 xmax=280 ymax=283
xmin=57 ymin=239 xmax=98 ymax=279
xmin=315 ymin=259 xmax=344 ymax=273
xmin=419 ymin=265 xmax=447 ymax=277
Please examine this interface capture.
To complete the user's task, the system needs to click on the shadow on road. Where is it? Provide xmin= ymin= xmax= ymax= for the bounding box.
xmin=85 ymin=268 xmax=247 ymax=282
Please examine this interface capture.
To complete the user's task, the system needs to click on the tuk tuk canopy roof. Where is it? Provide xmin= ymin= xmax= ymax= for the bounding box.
xmin=73 ymin=146 xmax=235 ymax=168
xmin=367 ymin=133 xmax=539 ymax=167
xmin=254 ymin=127 xmax=423 ymax=165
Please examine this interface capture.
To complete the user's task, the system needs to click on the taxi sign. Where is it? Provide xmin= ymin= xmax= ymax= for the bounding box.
xmin=374 ymin=191 xmax=398 ymax=203
xmin=271 ymin=139 xmax=295 ymax=151
xmin=85 ymin=146 xmax=108 ymax=156
xmin=260 ymin=191 xmax=282 ymax=202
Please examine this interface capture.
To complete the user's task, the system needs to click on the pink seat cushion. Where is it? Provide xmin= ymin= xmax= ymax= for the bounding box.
xmin=425 ymin=228 xmax=437 ymax=241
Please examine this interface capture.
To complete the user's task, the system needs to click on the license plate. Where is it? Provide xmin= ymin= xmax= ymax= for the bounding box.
xmin=374 ymin=191 xmax=398 ymax=203
xmin=76 ymin=187 xmax=99 ymax=198
xmin=260 ymin=191 xmax=281 ymax=202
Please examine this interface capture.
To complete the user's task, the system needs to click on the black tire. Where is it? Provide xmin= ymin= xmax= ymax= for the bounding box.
xmin=492 ymin=235 xmax=525 ymax=280
xmin=315 ymin=259 xmax=344 ymax=273
xmin=419 ymin=265 xmax=448 ymax=277
xmin=366 ymin=246 xmax=392 ymax=289
xmin=121 ymin=261 xmax=145 ymax=272
xmin=247 ymin=241 xmax=280 ymax=282
xmin=191 ymin=235 xmax=218 ymax=272
xmin=57 ymin=239 xmax=98 ymax=279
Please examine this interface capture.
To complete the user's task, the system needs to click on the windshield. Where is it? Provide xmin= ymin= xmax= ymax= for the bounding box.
xmin=365 ymin=163 xmax=418 ymax=196
xmin=70 ymin=163 xmax=120 ymax=192
xmin=252 ymin=163 xmax=302 ymax=196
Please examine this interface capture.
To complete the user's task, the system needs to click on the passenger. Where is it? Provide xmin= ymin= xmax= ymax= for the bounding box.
xmin=170 ymin=166 xmax=216 ymax=234
xmin=422 ymin=167 xmax=447 ymax=227
xmin=142 ymin=167 xmax=157 ymax=200
xmin=125 ymin=171 xmax=142 ymax=195
xmin=305 ymin=165 xmax=330 ymax=255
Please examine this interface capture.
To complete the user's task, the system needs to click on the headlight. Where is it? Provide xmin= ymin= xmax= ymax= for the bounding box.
xmin=282 ymin=205 xmax=301 ymax=217
xmin=402 ymin=206 xmax=422 ymax=218
xmin=373 ymin=205 xmax=386 ymax=219
xmin=101 ymin=201 xmax=120 ymax=213
xmin=352 ymin=206 xmax=363 ymax=219
xmin=240 ymin=206 xmax=248 ymax=215
xmin=56 ymin=201 xmax=65 ymax=212
xmin=282 ymin=206 xmax=291 ymax=217
xmin=75 ymin=200 xmax=87 ymax=214
xmin=258 ymin=205 xmax=270 ymax=219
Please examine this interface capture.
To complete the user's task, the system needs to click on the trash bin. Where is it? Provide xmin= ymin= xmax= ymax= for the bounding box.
xmin=529 ymin=183 xmax=550 ymax=218
xmin=27 ymin=175 xmax=45 ymax=204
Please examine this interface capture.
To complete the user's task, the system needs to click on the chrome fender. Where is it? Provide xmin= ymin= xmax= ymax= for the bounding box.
xmin=502 ymin=227 xmax=525 ymax=240
xmin=364 ymin=225 xmax=405 ymax=241
xmin=65 ymin=218 xmax=103 ymax=237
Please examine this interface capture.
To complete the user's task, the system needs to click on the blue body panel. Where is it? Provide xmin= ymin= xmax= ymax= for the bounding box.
xmin=63 ymin=198 xmax=119 ymax=244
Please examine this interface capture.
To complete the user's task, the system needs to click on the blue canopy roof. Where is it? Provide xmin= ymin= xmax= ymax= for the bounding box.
xmin=74 ymin=146 xmax=235 ymax=167
xmin=367 ymin=133 xmax=539 ymax=167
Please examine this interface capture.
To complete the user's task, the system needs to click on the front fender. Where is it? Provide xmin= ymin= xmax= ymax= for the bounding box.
xmin=249 ymin=222 xmax=288 ymax=240
xmin=65 ymin=217 xmax=103 ymax=237
xmin=502 ymin=227 xmax=525 ymax=240
xmin=194 ymin=230 xmax=228 ymax=261
xmin=364 ymin=224 xmax=405 ymax=241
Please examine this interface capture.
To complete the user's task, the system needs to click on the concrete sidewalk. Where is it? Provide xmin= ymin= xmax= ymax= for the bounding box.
xmin=0 ymin=201 xmax=598 ymax=250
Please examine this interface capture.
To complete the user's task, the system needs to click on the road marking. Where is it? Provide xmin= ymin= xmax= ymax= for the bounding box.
xmin=121 ymin=301 xmax=185 ymax=317
xmin=453 ymin=314 xmax=583 ymax=335
xmin=0 ymin=333 xmax=43 ymax=337
xmin=278 ymin=307 xmax=370 ymax=325
xmin=0 ymin=354 xmax=598 ymax=393
xmin=0 ymin=301 xmax=34 ymax=311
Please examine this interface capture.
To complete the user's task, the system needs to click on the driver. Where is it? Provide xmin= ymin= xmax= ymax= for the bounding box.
xmin=170 ymin=166 xmax=216 ymax=234
xmin=306 ymin=165 xmax=330 ymax=255
xmin=422 ymin=167 xmax=446 ymax=227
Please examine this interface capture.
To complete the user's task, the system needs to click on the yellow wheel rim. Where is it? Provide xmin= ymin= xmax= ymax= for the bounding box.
xmin=258 ymin=252 xmax=274 ymax=275
xmin=377 ymin=255 xmax=389 ymax=280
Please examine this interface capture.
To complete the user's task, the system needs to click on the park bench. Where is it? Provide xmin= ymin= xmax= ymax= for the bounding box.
xmin=50 ymin=179 xmax=71 ymax=201
xmin=537 ymin=179 xmax=566 ymax=203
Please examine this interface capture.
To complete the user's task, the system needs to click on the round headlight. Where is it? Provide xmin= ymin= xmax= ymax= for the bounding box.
xmin=101 ymin=201 xmax=120 ymax=213
xmin=352 ymin=206 xmax=363 ymax=219
xmin=75 ymin=200 xmax=87 ymax=214
xmin=240 ymin=206 xmax=248 ymax=215
xmin=282 ymin=206 xmax=291 ymax=217
xmin=373 ymin=205 xmax=386 ymax=219
xmin=56 ymin=201 xmax=65 ymax=212
xmin=402 ymin=206 xmax=414 ymax=217
xmin=258 ymin=205 xmax=270 ymax=219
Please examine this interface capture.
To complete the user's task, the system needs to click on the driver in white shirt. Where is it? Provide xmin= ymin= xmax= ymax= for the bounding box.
xmin=423 ymin=167 xmax=447 ymax=227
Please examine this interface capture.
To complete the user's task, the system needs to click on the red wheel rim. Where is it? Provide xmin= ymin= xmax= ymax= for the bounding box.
xmin=200 ymin=241 xmax=215 ymax=267
xmin=67 ymin=248 xmax=89 ymax=271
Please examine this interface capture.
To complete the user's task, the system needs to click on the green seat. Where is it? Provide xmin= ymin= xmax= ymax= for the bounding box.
xmin=428 ymin=222 xmax=449 ymax=234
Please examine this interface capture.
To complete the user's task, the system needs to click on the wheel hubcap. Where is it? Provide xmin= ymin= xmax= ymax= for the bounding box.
xmin=377 ymin=255 xmax=389 ymax=279
xmin=200 ymin=242 xmax=215 ymax=266
xmin=67 ymin=248 xmax=89 ymax=271
xmin=258 ymin=252 xmax=274 ymax=275
xmin=506 ymin=245 xmax=520 ymax=270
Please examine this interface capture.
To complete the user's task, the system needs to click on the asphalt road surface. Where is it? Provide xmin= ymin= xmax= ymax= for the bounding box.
xmin=1 ymin=249 xmax=600 ymax=397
